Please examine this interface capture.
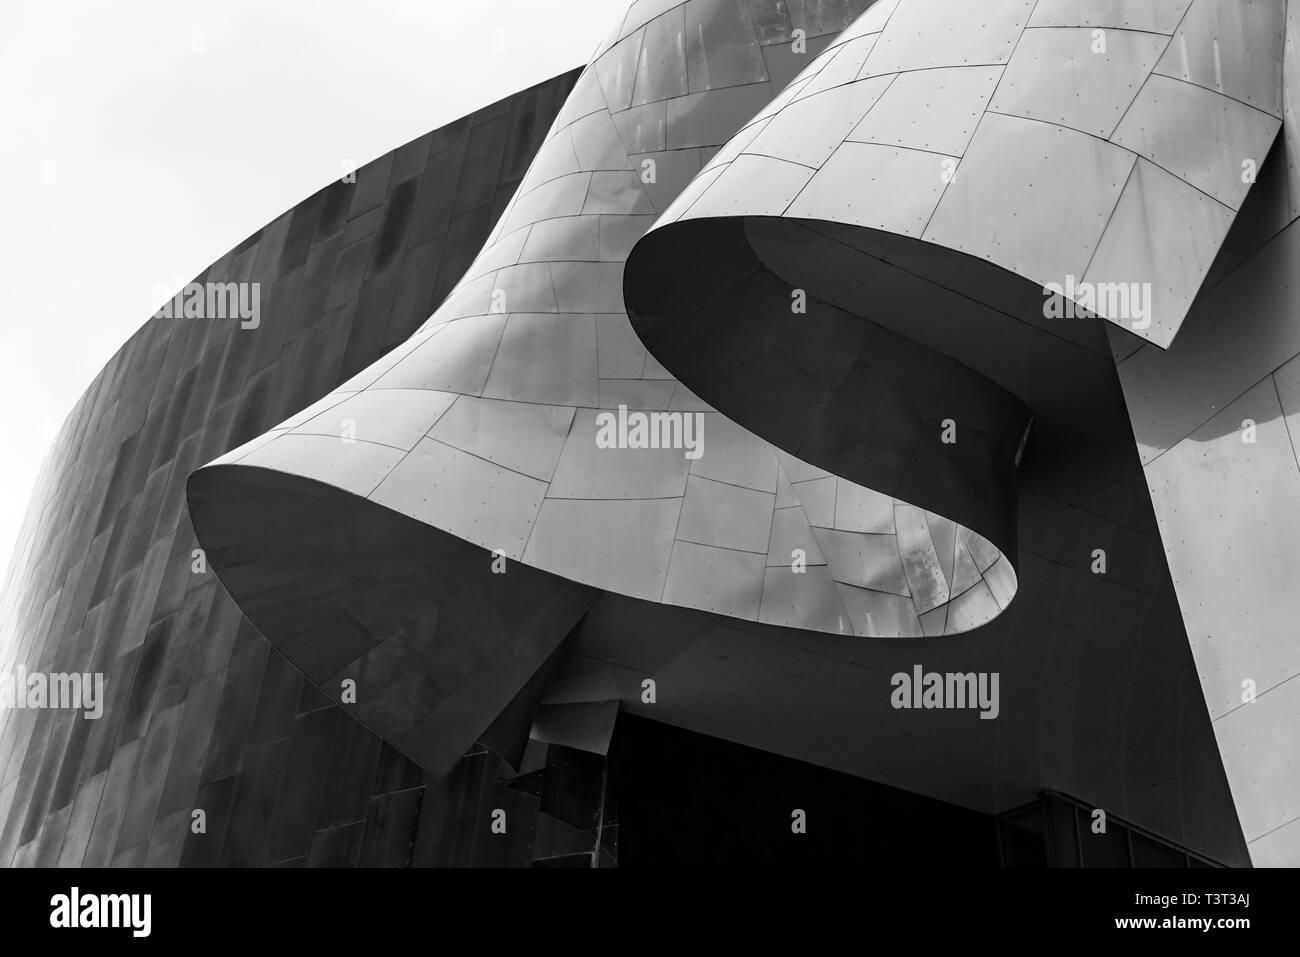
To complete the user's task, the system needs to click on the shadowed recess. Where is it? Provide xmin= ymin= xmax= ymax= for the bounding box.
xmin=187 ymin=465 xmax=596 ymax=778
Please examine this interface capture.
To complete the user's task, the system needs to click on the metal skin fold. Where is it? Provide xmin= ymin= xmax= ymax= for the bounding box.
xmin=622 ymin=0 xmax=1300 ymax=867
xmin=189 ymin=0 xmax=1015 ymax=659
xmin=177 ymin=0 xmax=1297 ymax=867
xmin=0 ymin=0 xmax=1268 ymax=868
xmin=642 ymin=0 xmax=1283 ymax=350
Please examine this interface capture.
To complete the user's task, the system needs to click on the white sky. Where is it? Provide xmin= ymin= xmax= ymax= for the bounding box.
xmin=0 ymin=0 xmax=613 ymax=581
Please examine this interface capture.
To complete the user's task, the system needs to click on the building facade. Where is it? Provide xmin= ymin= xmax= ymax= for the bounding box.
xmin=4 ymin=0 xmax=1297 ymax=867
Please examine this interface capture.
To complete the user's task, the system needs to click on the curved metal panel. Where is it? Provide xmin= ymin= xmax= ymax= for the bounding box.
xmin=849 ymin=65 xmax=1001 ymax=154
xmin=925 ymin=112 xmax=1136 ymax=284
xmin=1112 ymin=73 xmax=1282 ymax=210
xmin=190 ymin=0 xmax=1008 ymax=642
xmin=291 ymin=388 xmax=458 ymax=451
xmin=1082 ymin=158 xmax=1235 ymax=348
xmin=1153 ymin=0 xmax=1286 ymax=116
xmin=749 ymin=73 xmax=895 ymax=164
xmin=787 ymin=140 xmax=952 ymax=236
xmin=863 ymin=0 xmax=1033 ymax=75
xmin=649 ymin=0 xmax=1285 ymax=347
xmin=988 ymin=26 xmax=1167 ymax=138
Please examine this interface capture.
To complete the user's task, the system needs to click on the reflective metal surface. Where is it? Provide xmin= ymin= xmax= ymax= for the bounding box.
xmin=622 ymin=0 xmax=1278 ymax=865
xmin=0 ymin=72 xmax=625 ymax=867
xmin=648 ymin=0 xmax=1286 ymax=348
xmin=192 ymin=0 xmax=1009 ymax=641
xmin=1 ymin=0 xmax=1278 ymax=870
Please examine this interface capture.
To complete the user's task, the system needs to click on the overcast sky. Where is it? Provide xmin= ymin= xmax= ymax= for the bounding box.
xmin=0 ymin=0 xmax=613 ymax=581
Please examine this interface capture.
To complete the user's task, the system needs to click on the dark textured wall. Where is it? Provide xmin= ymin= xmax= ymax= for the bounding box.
xmin=0 ymin=70 xmax=607 ymax=867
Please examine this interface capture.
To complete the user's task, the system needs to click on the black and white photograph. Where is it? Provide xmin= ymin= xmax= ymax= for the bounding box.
xmin=0 ymin=0 xmax=1290 ymax=938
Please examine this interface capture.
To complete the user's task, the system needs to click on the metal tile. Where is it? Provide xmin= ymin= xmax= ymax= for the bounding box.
xmin=789 ymin=140 xmax=952 ymax=237
xmin=835 ymin=582 xmax=922 ymax=637
xmin=374 ymin=314 xmax=508 ymax=396
xmin=582 ymin=171 xmax=657 ymax=215
xmin=745 ymin=0 xmax=795 ymax=44
xmin=1117 ymin=222 xmax=1300 ymax=463
xmin=491 ymin=262 xmax=561 ymax=314
xmin=689 ymin=413 xmax=779 ymax=491
xmin=1112 ymin=73 xmax=1282 ymax=210
xmin=791 ymin=475 xmax=836 ymax=526
xmin=834 ymin=478 xmax=896 ymax=533
xmin=519 ymin=215 xmax=600 ymax=263
xmin=676 ymin=474 xmax=776 ymax=553
xmin=482 ymin=313 xmax=599 ymax=407
xmin=666 ymin=82 xmax=776 ymax=148
xmin=927 ymin=512 xmax=958 ymax=589
xmin=548 ymin=261 xmax=627 ymax=313
xmin=570 ymin=108 xmax=634 ymax=171
xmin=866 ymin=0 xmax=1035 ymax=75
xmin=990 ymin=26 xmax=1167 ymax=138
xmin=941 ymin=579 xmax=1001 ymax=634
xmin=1144 ymin=376 xmax=1300 ymax=720
xmin=1082 ymin=158 xmax=1235 ymax=348
xmin=1153 ymin=0 xmax=1286 ymax=116
xmin=687 ymin=148 xmax=812 ymax=219
xmin=919 ymin=604 xmax=948 ymax=637
xmin=850 ymin=66 xmax=1001 ymax=155
xmin=1208 ymin=644 xmax=1300 ymax=840
xmin=766 ymin=505 xmax=828 ymax=566
xmin=293 ymin=388 xmax=457 ymax=451
xmin=632 ymin=3 xmax=688 ymax=105
xmin=613 ymin=100 xmax=668 ymax=153
xmin=369 ymin=437 xmax=548 ymax=561
xmin=758 ymin=564 xmax=851 ymax=633
xmin=595 ymin=27 xmax=646 ymax=112
xmin=630 ymin=147 xmax=703 ymax=211
xmin=813 ymin=526 xmax=911 ymax=595
xmin=749 ymin=73 xmax=895 ymax=166
xmin=685 ymin=0 xmax=769 ymax=93
xmin=792 ymin=33 xmax=880 ymax=98
xmin=522 ymin=497 xmax=680 ymax=601
xmin=239 ymin=434 xmax=405 ymax=498
xmin=925 ymin=111 xmax=1135 ymax=286
xmin=662 ymin=540 xmax=765 ymax=619
xmin=600 ymin=213 xmax=657 ymax=262
xmin=894 ymin=505 xmax=950 ymax=613
xmin=497 ymin=172 xmax=592 ymax=236
xmin=963 ymin=527 xmax=1001 ymax=574
xmin=547 ymin=408 xmax=693 ymax=499
xmin=596 ymin=313 xmax=649 ymax=378
xmin=428 ymin=396 xmax=576 ymax=482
